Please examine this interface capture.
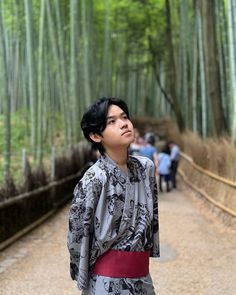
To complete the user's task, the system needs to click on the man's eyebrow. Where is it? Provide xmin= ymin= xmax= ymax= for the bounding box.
xmin=106 ymin=111 xmax=126 ymax=120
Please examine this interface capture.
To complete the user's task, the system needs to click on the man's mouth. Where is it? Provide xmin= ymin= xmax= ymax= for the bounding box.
xmin=122 ymin=130 xmax=131 ymax=136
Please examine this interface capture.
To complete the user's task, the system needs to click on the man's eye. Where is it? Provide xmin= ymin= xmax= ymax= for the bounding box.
xmin=107 ymin=120 xmax=115 ymax=125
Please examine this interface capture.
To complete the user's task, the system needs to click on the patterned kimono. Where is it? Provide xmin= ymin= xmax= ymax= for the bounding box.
xmin=67 ymin=153 xmax=160 ymax=295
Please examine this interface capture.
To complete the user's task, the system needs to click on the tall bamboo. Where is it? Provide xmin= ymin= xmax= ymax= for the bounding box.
xmin=81 ymin=0 xmax=91 ymax=106
xmin=0 ymin=0 xmax=11 ymax=178
xmin=46 ymin=0 xmax=69 ymax=147
xmin=24 ymin=0 xmax=37 ymax=158
xmin=228 ymin=0 xmax=236 ymax=144
xmin=70 ymin=0 xmax=79 ymax=142
xmin=165 ymin=0 xmax=185 ymax=131
xmin=201 ymin=0 xmax=228 ymax=136
xmin=179 ymin=0 xmax=188 ymax=127
xmin=54 ymin=0 xmax=72 ymax=145
xmin=215 ymin=0 xmax=228 ymax=124
xmin=191 ymin=10 xmax=198 ymax=133
xmin=36 ymin=0 xmax=46 ymax=164
xmin=196 ymin=2 xmax=207 ymax=138
xmin=102 ymin=0 xmax=111 ymax=95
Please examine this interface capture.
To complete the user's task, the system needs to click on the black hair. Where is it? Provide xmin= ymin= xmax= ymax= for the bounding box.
xmin=80 ymin=97 xmax=130 ymax=154
xmin=144 ymin=132 xmax=155 ymax=146
xmin=162 ymin=144 xmax=171 ymax=155
xmin=167 ymin=140 xmax=175 ymax=145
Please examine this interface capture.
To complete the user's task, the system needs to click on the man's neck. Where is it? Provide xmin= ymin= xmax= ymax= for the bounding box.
xmin=105 ymin=148 xmax=128 ymax=172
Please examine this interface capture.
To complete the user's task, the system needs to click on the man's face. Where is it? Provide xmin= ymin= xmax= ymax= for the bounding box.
xmin=100 ymin=104 xmax=134 ymax=151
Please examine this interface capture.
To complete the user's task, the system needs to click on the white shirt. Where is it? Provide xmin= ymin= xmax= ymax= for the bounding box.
xmin=170 ymin=145 xmax=180 ymax=161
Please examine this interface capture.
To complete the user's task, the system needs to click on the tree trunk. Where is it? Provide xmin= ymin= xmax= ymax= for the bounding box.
xmin=200 ymin=0 xmax=229 ymax=136
xmin=165 ymin=0 xmax=185 ymax=132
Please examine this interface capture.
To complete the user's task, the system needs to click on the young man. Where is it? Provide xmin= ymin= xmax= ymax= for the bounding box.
xmin=67 ymin=97 xmax=160 ymax=295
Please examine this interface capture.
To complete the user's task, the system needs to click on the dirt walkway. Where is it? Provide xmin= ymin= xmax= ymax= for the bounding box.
xmin=0 ymin=189 xmax=236 ymax=295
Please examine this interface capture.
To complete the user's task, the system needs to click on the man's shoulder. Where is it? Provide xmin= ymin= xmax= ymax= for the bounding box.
xmin=82 ymin=159 xmax=106 ymax=181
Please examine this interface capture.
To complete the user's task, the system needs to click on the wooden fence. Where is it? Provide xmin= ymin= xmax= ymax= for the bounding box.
xmin=179 ymin=152 xmax=236 ymax=218
xmin=0 ymin=141 xmax=92 ymax=250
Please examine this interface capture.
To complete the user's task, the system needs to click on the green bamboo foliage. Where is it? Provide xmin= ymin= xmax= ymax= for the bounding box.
xmin=3 ymin=0 xmax=236 ymax=183
xmin=46 ymin=0 xmax=69 ymax=147
xmin=37 ymin=0 xmax=46 ymax=164
xmin=148 ymin=69 xmax=158 ymax=117
xmin=88 ymin=0 xmax=96 ymax=100
xmin=216 ymin=0 xmax=229 ymax=123
xmin=102 ymin=0 xmax=111 ymax=95
xmin=165 ymin=0 xmax=185 ymax=132
xmin=191 ymin=10 xmax=198 ymax=133
xmin=70 ymin=0 xmax=79 ymax=142
xmin=127 ymin=55 xmax=136 ymax=114
xmin=196 ymin=2 xmax=207 ymax=138
xmin=159 ymin=62 xmax=168 ymax=116
xmin=178 ymin=0 xmax=188 ymax=127
xmin=24 ymin=0 xmax=37 ymax=158
xmin=81 ymin=0 xmax=91 ymax=105
xmin=200 ymin=0 xmax=228 ymax=136
xmin=54 ymin=0 xmax=72 ymax=145
xmin=0 ymin=0 xmax=11 ymax=178
xmin=114 ymin=33 xmax=126 ymax=99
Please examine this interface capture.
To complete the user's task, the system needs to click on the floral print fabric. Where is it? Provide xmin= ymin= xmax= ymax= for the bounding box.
xmin=67 ymin=154 xmax=159 ymax=294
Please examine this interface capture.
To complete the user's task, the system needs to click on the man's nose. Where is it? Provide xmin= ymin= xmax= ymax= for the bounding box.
xmin=119 ymin=119 xmax=128 ymax=129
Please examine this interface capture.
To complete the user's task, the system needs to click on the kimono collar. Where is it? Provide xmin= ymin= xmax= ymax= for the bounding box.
xmin=100 ymin=153 xmax=140 ymax=183
xmin=100 ymin=153 xmax=129 ymax=177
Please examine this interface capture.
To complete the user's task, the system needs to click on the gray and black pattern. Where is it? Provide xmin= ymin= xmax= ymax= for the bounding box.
xmin=67 ymin=154 xmax=159 ymax=294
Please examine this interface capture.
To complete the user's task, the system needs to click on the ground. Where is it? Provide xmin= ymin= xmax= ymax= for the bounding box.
xmin=0 ymin=188 xmax=236 ymax=295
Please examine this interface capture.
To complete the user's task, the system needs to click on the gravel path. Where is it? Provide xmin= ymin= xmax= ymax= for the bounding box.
xmin=0 ymin=188 xmax=236 ymax=295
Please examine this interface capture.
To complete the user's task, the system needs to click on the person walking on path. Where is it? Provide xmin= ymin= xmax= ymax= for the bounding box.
xmin=139 ymin=132 xmax=158 ymax=175
xmin=157 ymin=145 xmax=171 ymax=193
xmin=67 ymin=97 xmax=160 ymax=295
xmin=167 ymin=140 xmax=180 ymax=189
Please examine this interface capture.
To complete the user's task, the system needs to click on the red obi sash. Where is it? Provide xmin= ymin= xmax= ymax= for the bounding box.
xmin=93 ymin=249 xmax=150 ymax=278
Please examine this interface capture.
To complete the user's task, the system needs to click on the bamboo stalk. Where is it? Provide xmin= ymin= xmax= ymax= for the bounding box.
xmin=0 ymin=0 xmax=11 ymax=179
xmin=24 ymin=0 xmax=37 ymax=158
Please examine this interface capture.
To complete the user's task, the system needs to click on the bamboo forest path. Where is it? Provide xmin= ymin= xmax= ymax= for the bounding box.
xmin=0 ymin=188 xmax=236 ymax=295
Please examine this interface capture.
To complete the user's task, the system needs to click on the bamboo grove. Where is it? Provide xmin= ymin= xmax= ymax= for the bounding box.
xmin=0 ymin=0 xmax=236 ymax=182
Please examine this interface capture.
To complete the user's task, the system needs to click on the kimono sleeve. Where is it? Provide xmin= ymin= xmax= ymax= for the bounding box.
xmin=149 ymin=161 xmax=160 ymax=257
xmin=67 ymin=169 xmax=102 ymax=290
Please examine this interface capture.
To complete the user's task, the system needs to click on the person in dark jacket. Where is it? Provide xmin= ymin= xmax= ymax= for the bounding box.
xmin=167 ymin=140 xmax=180 ymax=189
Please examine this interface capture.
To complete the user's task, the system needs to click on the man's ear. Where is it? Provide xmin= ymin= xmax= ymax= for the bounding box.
xmin=89 ymin=133 xmax=102 ymax=143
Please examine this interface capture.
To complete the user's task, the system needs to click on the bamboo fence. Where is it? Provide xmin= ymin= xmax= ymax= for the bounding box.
xmin=179 ymin=152 xmax=236 ymax=218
